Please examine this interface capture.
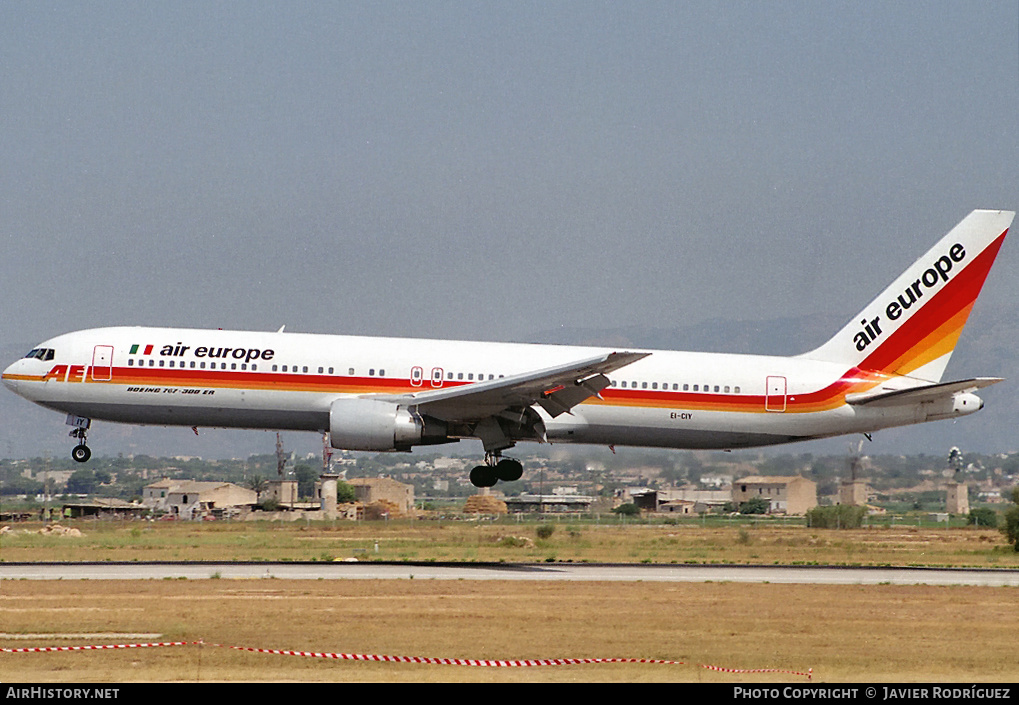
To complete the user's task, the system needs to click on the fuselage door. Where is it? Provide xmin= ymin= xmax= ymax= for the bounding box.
xmin=410 ymin=366 xmax=424 ymax=387
xmin=91 ymin=345 xmax=114 ymax=381
xmin=430 ymin=367 xmax=444 ymax=388
xmin=765 ymin=375 xmax=787 ymax=412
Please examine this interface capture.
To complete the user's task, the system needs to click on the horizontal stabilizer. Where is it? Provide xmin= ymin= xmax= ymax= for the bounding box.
xmin=845 ymin=377 xmax=1003 ymax=407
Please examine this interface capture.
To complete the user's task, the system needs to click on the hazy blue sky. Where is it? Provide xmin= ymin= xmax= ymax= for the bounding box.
xmin=3 ymin=1 xmax=1017 ymax=345
xmin=1 ymin=2 xmax=1017 ymax=458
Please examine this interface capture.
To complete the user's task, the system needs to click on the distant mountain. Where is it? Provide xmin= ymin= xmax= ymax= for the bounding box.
xmin=528 ymin=305 xmax=1019 ymax=455
xmin=528 ymin=312 xmax=842 ymax=355
xmin=2 ymin=308 xmax=1016 ymax=460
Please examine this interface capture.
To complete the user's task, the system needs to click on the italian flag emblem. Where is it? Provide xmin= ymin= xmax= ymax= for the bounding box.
xmin=129 ymin=344 xmax=154 ymax=355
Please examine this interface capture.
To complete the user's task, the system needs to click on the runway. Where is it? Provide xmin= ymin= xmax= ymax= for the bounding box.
xmin=2 ymin=562 xmax=1017 ymax=586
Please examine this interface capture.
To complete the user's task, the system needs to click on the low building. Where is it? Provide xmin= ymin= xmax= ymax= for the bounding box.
xmin=505 ymin=493 xmax=595 ymax=513
xmin=265 ymin=479 xmax=298 ymax=508
xmin=623 ymin=487 xmax=730 ymax=514
xmin=732 ymin=476 xmax=817 ymax=515
xmin=60 ymin=498 xmax=148 ymax=519
xmin=347 ymin=477 xmax=414 ymax=515
xmin=163 ymin=481 xmax=257 ymax=520
xmin=658 ymin=499 xmax=697 ymax=515
xmin=838 ymin=479 xmax=870 ymax=506
xmin=142 ymin=479 xmax=178 ymax=511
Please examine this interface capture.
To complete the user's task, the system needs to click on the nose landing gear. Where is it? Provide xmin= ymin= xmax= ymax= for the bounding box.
xmin=71 ymin=439 xmax=91 ymax=463
xmin=66 ymin=414 xmax=92 ymax=463
xmin=469 ymin=453 xmax=523 ymax=488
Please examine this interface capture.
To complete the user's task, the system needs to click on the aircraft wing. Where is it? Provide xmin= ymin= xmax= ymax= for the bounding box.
xmin=845 ymin=377 xmax=1003 ymax=407
xmin=374 ymin=351 xmax=650 ymax=421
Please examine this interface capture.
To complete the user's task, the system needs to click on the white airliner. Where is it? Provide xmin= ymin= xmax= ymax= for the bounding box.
xmin=3 ymin=210 xmax=1013 ymax=487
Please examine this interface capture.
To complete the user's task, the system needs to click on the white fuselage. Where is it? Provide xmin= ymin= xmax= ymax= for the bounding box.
xmin=1 ymin=326 xmax=972 ymax=452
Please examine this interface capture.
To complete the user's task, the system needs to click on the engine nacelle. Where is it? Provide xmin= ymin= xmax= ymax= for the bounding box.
xmin=328 ymin=398 xmax=449 ymax=451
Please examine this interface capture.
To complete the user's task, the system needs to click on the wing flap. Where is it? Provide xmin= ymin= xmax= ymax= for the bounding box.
xmin=374 ymin=351 xmax=649 ymax=421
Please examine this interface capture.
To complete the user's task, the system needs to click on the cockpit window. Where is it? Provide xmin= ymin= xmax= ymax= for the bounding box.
xmin=24 ymin=348 xmax=55 ymax=361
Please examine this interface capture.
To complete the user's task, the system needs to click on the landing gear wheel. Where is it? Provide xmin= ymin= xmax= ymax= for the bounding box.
xmin=495 ymin=458 xmax=523 ymax=482
xmin=469 ymin=465 xmax=499 ymax=488
xmin=71 ymin=445 xmax=91 ymax=463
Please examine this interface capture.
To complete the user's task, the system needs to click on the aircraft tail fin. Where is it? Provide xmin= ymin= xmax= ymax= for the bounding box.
xmin=800 ymin=209 xmax=1013 ymax=381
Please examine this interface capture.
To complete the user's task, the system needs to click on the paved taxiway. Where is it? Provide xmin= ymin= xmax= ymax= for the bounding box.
xmin=1 ymin=562 xmax=1017 ymax=586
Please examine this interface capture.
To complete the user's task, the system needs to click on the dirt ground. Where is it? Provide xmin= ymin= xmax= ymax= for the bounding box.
xmin=1 ymin=579 xmax=1015 ymax=683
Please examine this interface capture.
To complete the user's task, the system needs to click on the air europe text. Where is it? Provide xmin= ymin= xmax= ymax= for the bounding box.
xmin=852 ymin=242 xmax=965 ymax=352
xmin=154 ymin=343 xmax=275 ymax=363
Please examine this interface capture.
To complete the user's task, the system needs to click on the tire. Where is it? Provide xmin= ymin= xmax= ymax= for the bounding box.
xmin=469 ymin=465 xmax=498 ymax=488
xmin=72 ymin=445 xmax=91 ymax=463
xmin=495 ymin=458 xmax=523 ymax=482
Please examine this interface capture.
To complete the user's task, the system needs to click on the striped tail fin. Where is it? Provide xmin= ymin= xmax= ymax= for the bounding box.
xmin=801 ymin=209 xmax=1013 ymax=381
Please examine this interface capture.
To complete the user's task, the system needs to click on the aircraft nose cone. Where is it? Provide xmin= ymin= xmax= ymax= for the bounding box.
xmin=2 ymin=361 xmax=20 ymax=393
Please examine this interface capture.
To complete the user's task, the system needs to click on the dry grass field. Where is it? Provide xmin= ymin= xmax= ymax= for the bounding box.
xmin=1 ymin=579 xmax=1016 ymax=683
xmin=2 ymin=519 xmax=1016 ymax=682
xmin=2 ymin=518 xmax=1018 ymax=567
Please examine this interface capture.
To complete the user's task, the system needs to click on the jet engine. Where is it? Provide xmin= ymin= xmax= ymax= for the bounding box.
xmin=328 ymin=398 xmax=450 ymax=451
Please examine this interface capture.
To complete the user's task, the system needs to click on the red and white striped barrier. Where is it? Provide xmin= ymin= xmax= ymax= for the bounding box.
xmin=1 ymin=641 xmax=192 ymax=654
xmin=699 ymin=663 xmax=813 ymax=679
xmin=219 ymin=645 xmax=686 ymax=667
xmin=2 ymin=639 xmax=812 ymax=680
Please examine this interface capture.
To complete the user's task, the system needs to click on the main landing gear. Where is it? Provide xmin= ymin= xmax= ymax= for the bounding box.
xmin=66 ymin=415 xmax=92 ymax=463
xmin=469 ymin=453 xmax=523 ymax=488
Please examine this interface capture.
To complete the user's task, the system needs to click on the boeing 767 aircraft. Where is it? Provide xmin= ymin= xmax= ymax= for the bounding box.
xmin=3 ymin=210 xmax=1013 ymax=487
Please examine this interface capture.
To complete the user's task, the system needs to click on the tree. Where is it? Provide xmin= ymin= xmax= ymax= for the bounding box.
xmin=247 ymin=475 xmax=269 ymax=497
xmin=66 ymin=469 xmax=97 ymax=495
xmin=336 ymin=480 xmax=356 ymax=504
xmin=739 ymin=497 xmax=770 ymax=515
xmin=293 ymin=463 xmax=318 ymax=499
xmin=967 ymin=507 xmax=999 ymax=529
xmin=1000 ymin=487 xmax=1019 ymax=552
xmin=806 ymin=505 xmax=866 ymax=529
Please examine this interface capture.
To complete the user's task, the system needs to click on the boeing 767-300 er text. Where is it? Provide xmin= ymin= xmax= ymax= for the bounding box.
xmin=3 ymin=210 xmax=1013 ymax=487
